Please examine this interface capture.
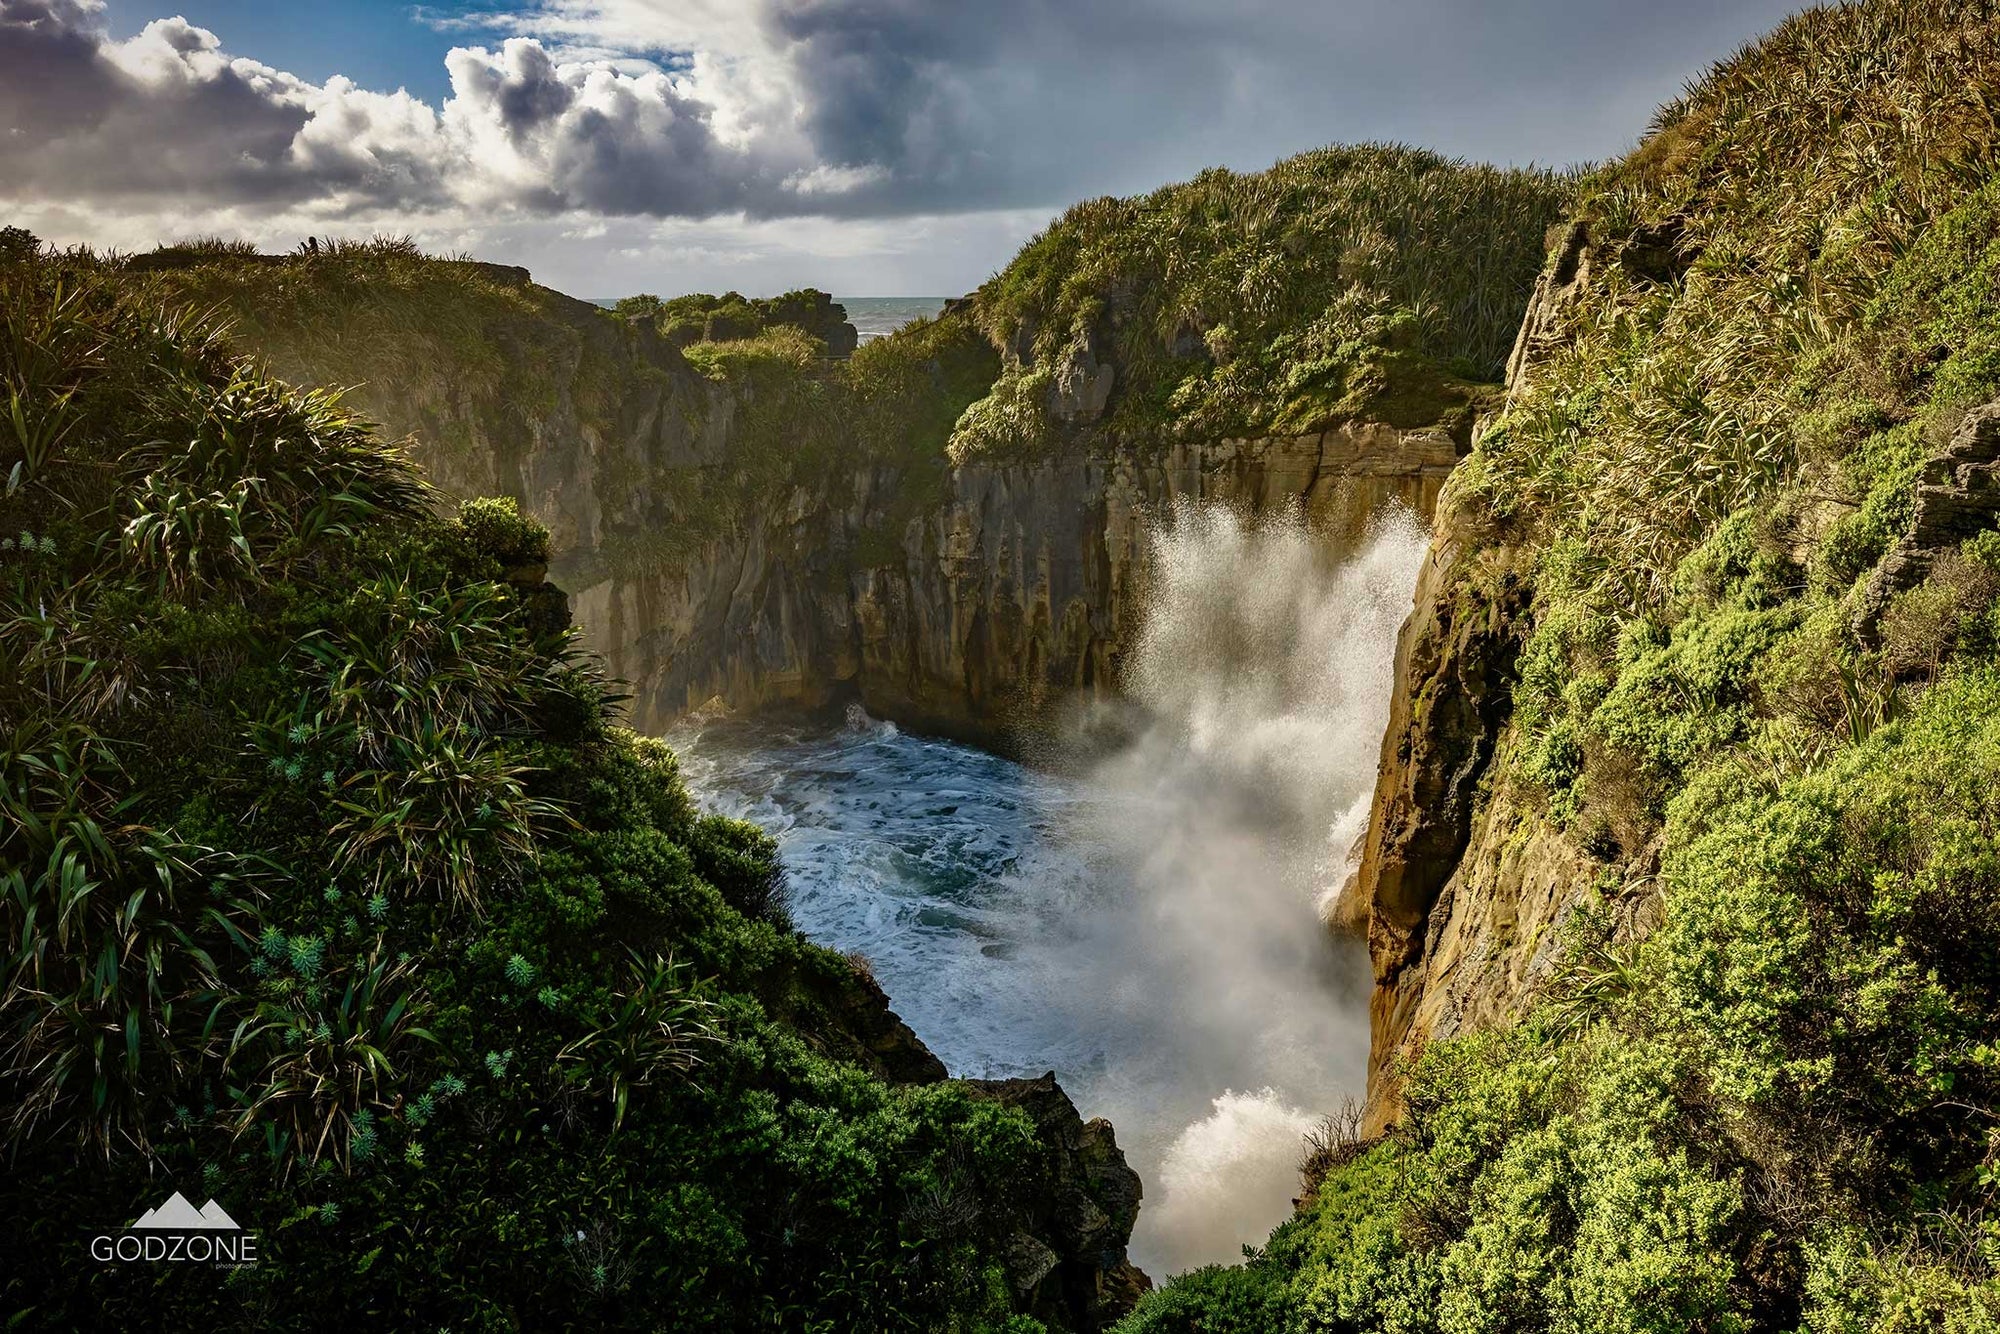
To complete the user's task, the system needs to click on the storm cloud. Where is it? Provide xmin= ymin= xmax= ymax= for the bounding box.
xmin=3 ymin=0 xmax=1803 ymax=225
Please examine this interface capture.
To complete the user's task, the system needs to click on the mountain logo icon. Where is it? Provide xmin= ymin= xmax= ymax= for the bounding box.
xmin=93 ymin=1189 xmax=258 ymax=1264
xmin=129 ymin=1192 xmax=240 ymax=1230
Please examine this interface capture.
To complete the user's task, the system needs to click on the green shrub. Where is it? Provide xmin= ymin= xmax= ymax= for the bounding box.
xmin=454 ymin=495 xmax=551 ymax=570
xmin=618 ymin=288 xmax=854 ymax=353
xmin=1116 ymin=1263 xmax=1290 ymax=1333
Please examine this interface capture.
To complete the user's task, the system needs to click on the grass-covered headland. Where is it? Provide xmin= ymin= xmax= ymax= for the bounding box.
xmin=950 ymin=145 xmax=1573 ymax=462
xmin=0 ymin=238 xmax=1134 ymax=1332
xmin=1122 ymin=2 xmax=2000 ymax=1330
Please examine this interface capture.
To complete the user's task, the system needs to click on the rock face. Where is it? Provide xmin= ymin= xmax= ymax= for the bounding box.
xmin=1344 ymin=494 xmax=1530 ymax=1124
xmin=259 ymin=272 xmax=1470 ymax=751
xmin=1503 ymin=221 xmax=1592 ymax=404
xmin=1350 ymin=219 xmax=1759 ymax=1130
xmin=1350 ymin=236 xmax=1617 ymax=1130
xmin=964 ymin=1073 xmax=1152 ymax=1332
xmin=625 ymin=422 xmax=1464 ymax=750
xmin=804 ymin=957 xmax=951 ymax=1085
xmin=738 ymin=958 xmax=1148 ymax=1326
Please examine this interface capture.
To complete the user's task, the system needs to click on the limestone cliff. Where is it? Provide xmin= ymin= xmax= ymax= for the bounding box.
xmin=149 ymin=254 xmax=1472 ymax=751
xmin=1350 ymin=231 xmax=1615 ymax=1129
xmin=619 ymin=420 xmax=1462 ymax=750
xmin=1350 ymin=213 xmax=1727 ymax=1127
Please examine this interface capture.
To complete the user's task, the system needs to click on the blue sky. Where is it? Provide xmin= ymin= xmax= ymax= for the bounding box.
xmin=12 ymin=1 xmax=1806 ymax=297
xmin=104 ymin=1 xmax=469 ymax=100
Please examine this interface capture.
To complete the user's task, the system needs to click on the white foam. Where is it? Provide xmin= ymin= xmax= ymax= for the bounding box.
xmin=1149 ymin=1089 xmax=1321 ymax=1272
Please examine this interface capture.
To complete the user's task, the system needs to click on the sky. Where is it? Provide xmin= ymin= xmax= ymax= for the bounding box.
xmin=2 ymin=0 xmax=1806 ymax=299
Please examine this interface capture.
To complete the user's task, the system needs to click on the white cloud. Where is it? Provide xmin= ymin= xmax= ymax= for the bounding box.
xmin=0 ymin=0 xmax=848 ymax=218
xmin=6 ymin=0 xmax=1811 ymax=224
xmin=783 ymin=162 xmax=891 ymax=197
xmin=0 ymin=0 xmax=1808 ymax=291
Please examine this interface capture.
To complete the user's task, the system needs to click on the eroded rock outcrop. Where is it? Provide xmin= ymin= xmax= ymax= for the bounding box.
xmin=1348 ymin=211 xmax=1756 ymax=1129
xmin=784 ymin=974 xmax=1148 ymax=1327
xmin=1345 ymin=493 xmax=1529 ymax=1125
xmin=964 ymin=1073 xmax=1151 ymax=1332
xmin=1857 ymin=399 xmax=2000 ymax=636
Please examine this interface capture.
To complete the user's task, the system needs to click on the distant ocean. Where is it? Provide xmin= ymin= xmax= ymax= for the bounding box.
xmin=590 ymin=295 xmax=949 ymax=344
xmin=838 ymin=296 xmax=950 ymax=342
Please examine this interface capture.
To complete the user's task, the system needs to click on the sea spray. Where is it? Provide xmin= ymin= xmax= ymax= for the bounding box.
xmin=1119 ymin=499 xmax=1430 ymax=917
xmin=1064 ymin=500 xmax=1428 ymax=1273
xmin=667 ymin=500 xmax=1430 ymax=1276
xmin=1149 ymin=1089 xmax=1321 ymax=1268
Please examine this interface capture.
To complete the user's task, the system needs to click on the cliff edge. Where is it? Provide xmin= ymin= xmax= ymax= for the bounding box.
xmin=130 ymin=146 xmax=1569 ymax=752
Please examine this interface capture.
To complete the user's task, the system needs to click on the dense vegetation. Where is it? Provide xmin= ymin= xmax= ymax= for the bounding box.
xmin=613 ymin=289 xmax=859 ymax=356
xmin=1123 ymin=2 xmax=2000 ymax=1330
xmin=0 ymin=241 xmax=1103 ymax=1331
xmin=951 ymin=145 xmax=1575 ymax=461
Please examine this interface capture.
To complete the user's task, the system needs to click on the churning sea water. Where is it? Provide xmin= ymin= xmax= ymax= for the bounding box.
xmin=668 ymin=502 xmax=1429 ymax=1276
xmin=670 ymin=706 xmax=1112 ymax=1079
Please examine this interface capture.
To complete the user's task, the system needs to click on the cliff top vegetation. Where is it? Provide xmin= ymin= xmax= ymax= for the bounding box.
xmin=613 ymin=288 xmax=859 ymax=358
xmin=117 ymin=236 xmax=564 ymax=412
xmin=951 ymin=143 xmax=1577 ymax=461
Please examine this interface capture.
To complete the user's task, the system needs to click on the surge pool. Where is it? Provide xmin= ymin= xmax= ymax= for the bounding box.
xmin=668 ymin=503 xmax=1427 ymax=1276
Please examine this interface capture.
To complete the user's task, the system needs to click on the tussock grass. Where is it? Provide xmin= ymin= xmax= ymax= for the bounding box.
xmin=1479 ymin=0 xmax=2000 ymax=601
